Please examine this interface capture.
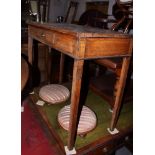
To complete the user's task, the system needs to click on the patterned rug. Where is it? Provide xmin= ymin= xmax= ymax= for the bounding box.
xmin=21 ymin=99 xmax=60 ymax=155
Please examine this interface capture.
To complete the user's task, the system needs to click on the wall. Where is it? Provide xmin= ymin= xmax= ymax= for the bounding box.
xmin=48 ymin=0 xmax=68 ymax=22
xmin=75 ymin=0 xmax=111 ymax=21
xmin=48 ymin=0 xmax=115 ymax=22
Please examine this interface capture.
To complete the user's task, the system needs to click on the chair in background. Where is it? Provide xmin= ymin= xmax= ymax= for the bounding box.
xmin=111 ymin=0 xmax=133 ymax=33
xmin=64 ymin=1 xmax=78 ymax=24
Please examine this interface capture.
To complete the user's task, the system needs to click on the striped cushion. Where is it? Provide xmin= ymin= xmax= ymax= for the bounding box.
xmin=39 ymin=84 xmax=70 ymax=104
xmin=58 ymin=105 xmax=97 ymax=134
xmin=120 ymin=0 xmax=132 ymax=3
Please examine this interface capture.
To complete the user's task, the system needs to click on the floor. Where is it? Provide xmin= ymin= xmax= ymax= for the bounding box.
xmin=21 ymin=99 xmax=62 ymax=155
xmin=116 ymin=147 xmax=132 ymax=155
xmin=21 ymin=99 xmax=132 ymax=155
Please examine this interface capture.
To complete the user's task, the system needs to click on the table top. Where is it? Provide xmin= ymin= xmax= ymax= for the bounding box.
xmin=28 ymin=21 xmax=132 ymax=59
xmin=27 ymin=21 xmax=132 ymax=38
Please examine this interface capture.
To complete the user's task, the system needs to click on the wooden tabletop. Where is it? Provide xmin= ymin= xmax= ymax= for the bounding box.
xmin=28 ymin=22 xmax=132 ymax=60
xmin=21 ymin=57 xmax=29 ymax=91
xmin=27 ymin=21 xmax=132 ymax=38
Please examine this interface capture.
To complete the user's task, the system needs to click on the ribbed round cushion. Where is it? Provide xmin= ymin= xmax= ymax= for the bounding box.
xmin=120 ymin=0 xmax=132 ymax=3
xmin=58 ymin=105 xmax=97 ymax=134
xmin=39 ymin=84 xmax=70 ymax=104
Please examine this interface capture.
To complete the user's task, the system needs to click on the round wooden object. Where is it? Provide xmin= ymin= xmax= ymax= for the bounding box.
xmin=39 ymin=84 xmax=70 ymax=104
xmin=58 ymin=105 xmax=97 ymax=135
xmin=21 ymin=57 xmax=29 ymax=91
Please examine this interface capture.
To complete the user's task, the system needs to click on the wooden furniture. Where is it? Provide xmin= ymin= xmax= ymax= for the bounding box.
xmin=86 ymin=1 xmax=109 ymax=15
xmin=88 ymin=0 xmax=133 ymax=109
xmin=27 ymin=21 xmax=132 ymax=152
xmin=111 ymin=0 xmax=133 ymax=32
xmin=21 ymin=57 xmax=29 ymax=91
xmin=64 ymin=1 xmax=78 ymax=24
xmin=78 ymin=9 xmax=112 ymax=30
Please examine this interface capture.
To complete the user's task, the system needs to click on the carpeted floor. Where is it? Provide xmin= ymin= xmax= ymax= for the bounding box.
xmin=21 ymin=99 xmax=60 ymax=155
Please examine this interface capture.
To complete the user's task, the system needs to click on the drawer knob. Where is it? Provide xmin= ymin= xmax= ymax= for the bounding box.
xmin=103 ymin=147 xmax=108 ymax=152
xmin=41 ymin=33 xmax=45 ymax=37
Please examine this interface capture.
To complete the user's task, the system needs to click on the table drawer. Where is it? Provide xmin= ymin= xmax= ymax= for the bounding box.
xmin=29 ymin=26 xmax=54 ymax=46
xmin=53 ymin=32 xmax=77 ymax=55
xmin=85 ymin=38 xmax=132 ymax=58
xmin=29 ymin=25 xmax=77 ymax=55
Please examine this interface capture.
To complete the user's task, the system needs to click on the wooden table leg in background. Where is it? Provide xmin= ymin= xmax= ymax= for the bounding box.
xmin=110 ymin=57 xmax=131 ymax=131
xmin=27 ymin=36 xmax=34 ymax=89
xmin=47 ymin=47 xmax=52 ymax=84
xmin=21 ymin=57 xmax=29 ymax=91
xmin=59 ymin=53 xmax=65 ymax=84
xmin=28 ymin=36 xmax=33 ymax=65
xmin=67 ymin=59 xmax=84 ymax=150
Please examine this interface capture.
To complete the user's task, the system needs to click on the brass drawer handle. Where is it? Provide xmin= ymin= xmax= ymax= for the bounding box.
xmin=41 ymin=33 xmax=45 ymax=37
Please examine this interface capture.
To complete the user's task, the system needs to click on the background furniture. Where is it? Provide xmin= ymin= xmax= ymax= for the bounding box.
xmin=86 ymin=1 xmax=109 ymax=15
xmin=21 ymin=0 xmax=50 ymax=84
xmin=21 ymin=55 xmax=30 ymax=104
xmin=28 ymin=0 xmax=50 ymax=22
xmin=64 ymin=1 xmax=78 ymax=24
xmin=21 ymin=57 xmax=29 ymax=91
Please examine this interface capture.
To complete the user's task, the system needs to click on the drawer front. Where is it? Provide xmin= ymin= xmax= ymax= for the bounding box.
xmin=85 ymin=38 xmax=132 ymax=58
xmin=29 ymin=26 xmax=77 ymax=56
xmin=53 ymin=32 xmax=77 ymax=55
xmin=29 ymin=26 xmax=54 ymax=46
